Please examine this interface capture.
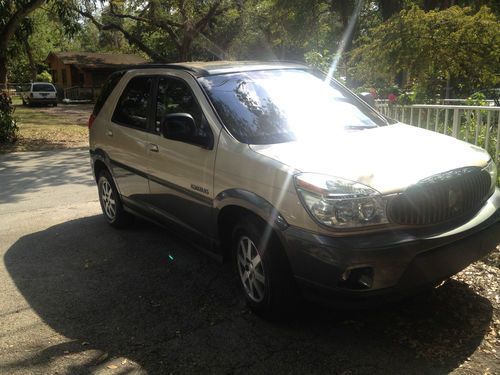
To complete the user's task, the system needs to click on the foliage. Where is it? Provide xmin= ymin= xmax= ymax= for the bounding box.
xmin=2 ymin=0 xmax=500 ymax=97
xmin=465 ymin=92 xmax=487 ymax=106
xmin=36 ymin=70 xmax=52 ymax=82
xmin=349 ymin=6 xmax=500 ymax=98
xmin=0 ymin=0 xmax=49 ymax=84
xmin=0 ymin=92 xmax=18 ymax=143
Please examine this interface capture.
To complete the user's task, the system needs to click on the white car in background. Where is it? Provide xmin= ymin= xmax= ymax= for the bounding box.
xmin=19 ymin=82 xmax=58 ymax=107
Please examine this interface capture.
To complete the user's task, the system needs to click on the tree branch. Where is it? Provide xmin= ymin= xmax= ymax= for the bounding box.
xmin=0 ymin=0 xmax=46 ymax=51
xmin=194 ymin=0 xmax=226 ymax=34
xmin=75 ymin=8 xmax=166 ymax=62
xmin=108 ymin=3 xmax=182 ymax=48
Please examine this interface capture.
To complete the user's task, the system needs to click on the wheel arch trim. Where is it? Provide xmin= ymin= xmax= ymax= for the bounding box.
xmin=214 ymin=189 xmax=289 ymax=232
xmin=89 ymin=148 xmax=122 ymax=195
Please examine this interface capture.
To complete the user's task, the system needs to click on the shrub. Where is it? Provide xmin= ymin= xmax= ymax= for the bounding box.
xmin=0 ymin=92 xmax=19 ymax=144
xmin=465 ymin=92 xmax=487 ymax=106
xmin=36 ymin=70 xmax=53 ymax=83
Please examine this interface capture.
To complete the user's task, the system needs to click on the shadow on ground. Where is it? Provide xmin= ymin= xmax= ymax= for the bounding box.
xmin=3 ymin=216 xmax=493 ymax=374
xmin=0 ymin=149 xmax=94 ymax=204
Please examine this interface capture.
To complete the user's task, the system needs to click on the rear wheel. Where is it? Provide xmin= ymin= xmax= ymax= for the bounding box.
xmin=232 ymin=216 xmax=297 ymax=319
xmin=97 ymin=170 xmax=133 ymax=228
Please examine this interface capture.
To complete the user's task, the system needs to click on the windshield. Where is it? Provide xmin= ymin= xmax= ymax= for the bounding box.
xmin=199 ymin=69 xmax=386 ymax=144
xmin=32 ymin=84 xmax=55 ymax=92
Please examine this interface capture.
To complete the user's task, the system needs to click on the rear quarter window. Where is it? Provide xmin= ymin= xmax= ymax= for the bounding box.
xmin=93 ymin=71 xmax=126 ymax=116
xmin=112 ymin=76 xmax=153 ymax=130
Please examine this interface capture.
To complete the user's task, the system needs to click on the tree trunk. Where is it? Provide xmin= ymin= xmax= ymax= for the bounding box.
xmin=0 ymin=0 xmax=47 ymax=86
xmin=179 ymin=38 xmax=192 ymax=62
xmin=24 ymin=40 xmax=37 ymax=81
xmin=0 ymin=55 xmax=8 ymax=89
xmin=378 ymin=0 xmax=402 ymax=21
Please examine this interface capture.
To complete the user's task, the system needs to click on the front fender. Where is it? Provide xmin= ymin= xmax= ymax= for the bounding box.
xmin=214 ymin=189 xmax=289 ymax=231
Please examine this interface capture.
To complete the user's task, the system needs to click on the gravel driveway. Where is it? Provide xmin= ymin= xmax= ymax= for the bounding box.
xmin=0 ymin=148 xmax=498 ymax=374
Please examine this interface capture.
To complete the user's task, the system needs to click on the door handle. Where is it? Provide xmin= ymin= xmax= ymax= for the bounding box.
xmin=106 ymin=130 xmax=113 ymax=137
xmin=149 ymin=143 xmax=159 ymax=152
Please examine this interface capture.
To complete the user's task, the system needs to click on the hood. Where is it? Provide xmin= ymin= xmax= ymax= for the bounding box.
xmin=250 ymin=124 xmax=491 ymax=194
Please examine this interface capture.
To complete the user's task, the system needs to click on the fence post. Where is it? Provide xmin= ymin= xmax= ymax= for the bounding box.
xmin=464 ymin=110 xmax=469 ymax=142
xmin=475 ymin=110 xmax=480 ymax=145
xmin=485 ymin=111 xmax=491 ymax=150
xmin=443 ymin=109 xmax=449 ymax=135
xmin=452 ymin=109 xmax=459 ymax=138
xmin=496 ymin=112 xmax=500 ymax=164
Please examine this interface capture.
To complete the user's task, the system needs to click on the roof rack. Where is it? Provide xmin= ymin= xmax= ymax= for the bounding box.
xmin=116 ymin=61 xmax=310 ymax=77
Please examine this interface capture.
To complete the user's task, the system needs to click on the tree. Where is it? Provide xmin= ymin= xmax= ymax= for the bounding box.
xmin=0 ymin=0 xmax=47 ymax=85
xmin=68 ymin=0 xmax=235 ymax=62
xmin=349 ymin=5 xmax=500 ymax=97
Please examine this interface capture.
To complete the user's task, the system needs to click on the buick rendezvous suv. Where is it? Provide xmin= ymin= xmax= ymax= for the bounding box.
xmin=89 ymin=62 xmax=499 ymax=317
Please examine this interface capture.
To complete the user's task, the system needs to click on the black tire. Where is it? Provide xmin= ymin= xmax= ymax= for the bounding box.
xmin=53 ymin=102 xmax=58 ymax=107
xmin=232 ymin=215 xmax=297 ymax=319
xmin=97 ymin=170 xmax=133 ymax=228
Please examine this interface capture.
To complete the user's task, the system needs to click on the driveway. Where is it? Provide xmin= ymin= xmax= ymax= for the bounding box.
xmin=0 ymin=148 xmax=498 ymax=374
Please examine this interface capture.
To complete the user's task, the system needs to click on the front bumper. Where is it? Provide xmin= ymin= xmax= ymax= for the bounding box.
xmin=281 ymin=188 xmax=500 ymax=306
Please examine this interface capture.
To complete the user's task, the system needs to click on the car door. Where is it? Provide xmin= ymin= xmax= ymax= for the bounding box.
xmin=105 ymin=74 xmax=154 ymax=205
xmin=146 ymin=73 xmax=218 ymax=239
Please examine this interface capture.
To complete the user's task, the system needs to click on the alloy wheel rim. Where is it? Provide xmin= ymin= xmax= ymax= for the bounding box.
xmin=100 ymin=179 xmax=116 ymax=221
xmin=237 ymin=236 xmax=266 ymax=302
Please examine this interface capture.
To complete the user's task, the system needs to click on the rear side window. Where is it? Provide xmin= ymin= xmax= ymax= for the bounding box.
xmin=32 ymin=84 xmax=55 ymax=92
xmin=93 ymin=71 xmax=125 ymax=116
xmin=112 ymin=76 xmax=153 ymax=130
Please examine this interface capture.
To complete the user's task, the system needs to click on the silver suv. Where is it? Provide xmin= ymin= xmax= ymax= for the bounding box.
xmin=89 ymin=62 xmax=499 ymax=317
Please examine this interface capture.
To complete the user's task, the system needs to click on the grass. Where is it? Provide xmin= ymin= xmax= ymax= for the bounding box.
xmin=0 ymin=96 xmax=92 ymax=153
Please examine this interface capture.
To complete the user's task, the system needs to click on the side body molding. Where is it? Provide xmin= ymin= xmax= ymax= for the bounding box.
xmin=213 ymin=189 xmax=289 ymax=232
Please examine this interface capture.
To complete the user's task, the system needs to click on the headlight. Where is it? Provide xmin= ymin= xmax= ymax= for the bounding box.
xmin=483 ymin=159 xmax=498 ymax=193
xmin=294 ymin=173 xmax=389 ymax=229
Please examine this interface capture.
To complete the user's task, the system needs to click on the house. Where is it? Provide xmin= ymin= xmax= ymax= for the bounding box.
xmin=46 ymin=52 xmax=148 ymax=100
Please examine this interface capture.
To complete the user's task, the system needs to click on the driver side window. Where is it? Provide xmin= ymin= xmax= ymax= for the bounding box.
xmin=155 ymin=77 xmax=211 ymax=142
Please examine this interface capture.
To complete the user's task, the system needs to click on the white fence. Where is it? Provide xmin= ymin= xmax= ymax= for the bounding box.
xmin=377 ymin=104 xmax=500 ymax=164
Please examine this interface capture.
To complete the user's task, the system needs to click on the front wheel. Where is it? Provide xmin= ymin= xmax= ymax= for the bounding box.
xmin=97 ymin=170 xmax=133 ymax=228
xmin=233 ymin=216 xmax=297 ymax=319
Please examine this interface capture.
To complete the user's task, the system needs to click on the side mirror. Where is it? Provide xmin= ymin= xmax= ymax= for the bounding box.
xmin=161 ymin=113 xmax=196 ymax=142
xmin=359 ymin=92 xmax=375 ymax=107
xmin=160 ymin=113 xmax=212 ymax=148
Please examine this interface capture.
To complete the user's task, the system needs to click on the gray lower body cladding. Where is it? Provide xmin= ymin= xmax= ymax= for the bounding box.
xmin=281 ymin=205 xmax=500 ymax=307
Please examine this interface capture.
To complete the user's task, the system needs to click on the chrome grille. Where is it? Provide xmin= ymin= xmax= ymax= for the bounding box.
xmin=388 ymin=168 xmax=491 ymax=226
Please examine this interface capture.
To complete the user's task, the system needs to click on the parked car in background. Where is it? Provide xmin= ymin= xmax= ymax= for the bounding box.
xmin=89 ymin=62 xmax=499 ymax=318
xmin=19 ymin=82 xmax=58 ymax=106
